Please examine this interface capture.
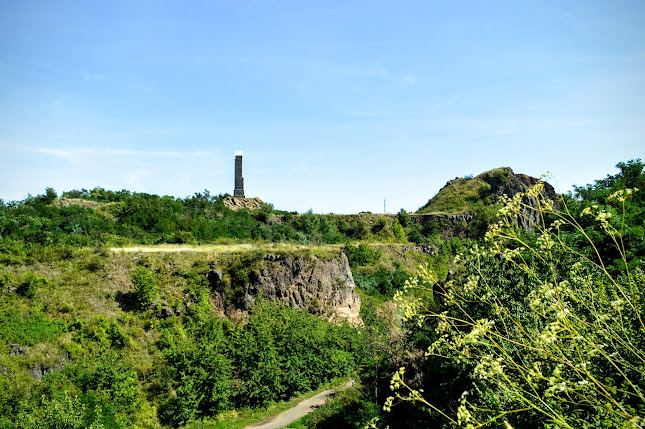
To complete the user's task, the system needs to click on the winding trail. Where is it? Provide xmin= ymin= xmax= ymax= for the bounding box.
xmin=244 ymin=381 xmax=354 ymax=429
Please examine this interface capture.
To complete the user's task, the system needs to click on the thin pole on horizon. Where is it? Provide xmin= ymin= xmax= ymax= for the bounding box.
xmin=384 ymin=199 xmax=386 ymax=214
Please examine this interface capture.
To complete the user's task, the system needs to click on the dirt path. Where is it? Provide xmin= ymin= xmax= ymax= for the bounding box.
xmin=244 ymin=381 xmax=353 ymax=429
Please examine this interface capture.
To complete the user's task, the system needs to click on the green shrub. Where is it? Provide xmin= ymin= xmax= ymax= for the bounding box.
xmin=344 ymin=244 xmax=382 ymax=268
xmin=397 ymin=209 xmax=411 ymax=228
xmin=18 ymin=392 xmax=106 ymax=429
xmin=0 ymin=272 xmax=52 ymax=299
xmin=392 ymin=219 xmax=405 ymax=241
xmin=131 ymin=267 xmax=159 ymax=310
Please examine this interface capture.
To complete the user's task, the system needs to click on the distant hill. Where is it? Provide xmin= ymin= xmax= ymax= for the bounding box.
xmin=416 ymin=167 xmax=558 ymax=215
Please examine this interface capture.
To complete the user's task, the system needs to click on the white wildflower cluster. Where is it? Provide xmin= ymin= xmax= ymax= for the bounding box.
xmin=595 ymin=210 xmax=612 ymax=224
xmin=426 ymin=334 xmax=449 ymax=357
xmin=550 ymin=219 xmax=566 ymax=230
xmin=402 ymin=275 xmax=419 ymax=292
xmin=610 ymin=299 xmax=625 ymax=312
xmin=527 ymin=182 xmax=545 ymax=198
xmin=607 ymin=187 xmax=639 ymax=203
xmin=393 ymin=290 xmax=424 ymax=324
xmin=417 ymin=264 xmax=437 ymax=286
xmin=485 ymin=221 xmax=504 ymax=243
xmin=537 ymin=321 xmax=561 ymax=346
xmin=435 ymin=311 xmax=451 ymax=334
xmin=501 ymin=247 xmax=522 ymax=262
xmin=526 ymin=361 xmax=544 ymax=383
xmin=543 ymin=364 xmax=570 ymax=397
xmin=536 ymin=231 xmax=554 ymax=250
xmin=528 ymin=281 xmax=556 ymax=313
xmin=580 ymin=204 xmax=615 ymax=232
xmin=457 ymin=398 xmax=475 ymax=429
xmin=364 ymin=417 xmax=388 ymax=429
xmin=580 ymin=205 xmax=598 ymax=216
xmin=462 ymin=275 xmax=480 ymax=294
xmin=390 ymin=367 xmax=405 ymax=391
xmin=382 ymin=396 xmax=394 ymax=412
xmin=541 ymin=197 xmax=555 ymax=212
xmin=497 ymin=193 xmax=523 ymax=218
xmin=473 ymin=355 xmax=505 ymax=380
xmin=545 ymin=381 xmax=567 ymax=397
xmin=463 ymin=319 xmax=495 ymax=345
xmin=385 ymin=177 xmax=644 ymax=426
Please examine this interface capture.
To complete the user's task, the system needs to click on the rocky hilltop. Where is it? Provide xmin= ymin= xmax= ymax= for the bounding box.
xmin=414 ymin=167 xmax=559 ymax=237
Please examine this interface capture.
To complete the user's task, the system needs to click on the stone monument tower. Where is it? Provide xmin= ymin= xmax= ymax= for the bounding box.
xmin=234 ymin=151 xmax=244 ymax=197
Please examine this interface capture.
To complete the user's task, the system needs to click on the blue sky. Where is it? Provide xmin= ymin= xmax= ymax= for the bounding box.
xmin=1 ymin=1 xmax=643 ymax=213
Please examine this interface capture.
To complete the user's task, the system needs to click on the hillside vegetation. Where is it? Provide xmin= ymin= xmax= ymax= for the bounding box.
xmin=1 ymin=159 xmax=644 ymax=428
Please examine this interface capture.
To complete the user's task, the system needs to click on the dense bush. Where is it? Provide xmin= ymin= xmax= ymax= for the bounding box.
xmin=383 ymin=181 xmax=645 ymax=428
xmin=354 ymin=267 xmax=410 ymax=297
xmin=344 ymin=244 xmax=382 ymax=268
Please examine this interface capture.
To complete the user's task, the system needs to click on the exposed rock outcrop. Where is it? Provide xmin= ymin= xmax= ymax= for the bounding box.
xmin=209 ymin=252 xmax=361 ymax=324
xmin=8 ymin=344 xmax=24 ymax=356
xmin=223 ymin=196 xmax=263 ymax=211
xmin=490 ymin=171 xmax=559 ymax=230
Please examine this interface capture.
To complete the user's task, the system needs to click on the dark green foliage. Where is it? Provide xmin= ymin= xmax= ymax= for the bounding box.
xmin=70 ymin=316 xmax=132 ymax=351
xmin=159 ymin=317 xmax=232 ymax=427
xmin=153 ymin=300 xmax=364 ymax=426
xmin=396 ymin=209 xmax=410 ymax=228
xmin=569 ymin=159 xmax=645 ymax=272
xmin=338 ymin=218 xmax=369 ymax=240
xmin=344 ymin=244 xmax=382 ymax=268
xmin=405 ymin=224 xmax=424 ymax=244
xmin=229 ymin=300 xmax=364 ymax=408
xmin=3 ymin=161 xmax=643 ymax=429
xmin=0 ymin=186 xmax=424 ymax=248
xmin=354 ymin=267 xmax=410 ymax=297
xmin=18 ymin=392 xmax=105 ymax=429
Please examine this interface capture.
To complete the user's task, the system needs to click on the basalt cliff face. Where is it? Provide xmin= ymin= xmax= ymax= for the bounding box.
xmin=209 ymin=252 xmax=361 ymax=324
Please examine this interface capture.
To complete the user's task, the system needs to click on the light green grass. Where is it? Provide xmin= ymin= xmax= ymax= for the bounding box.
xmin=110 ymin=242 xmax=344 ymax=260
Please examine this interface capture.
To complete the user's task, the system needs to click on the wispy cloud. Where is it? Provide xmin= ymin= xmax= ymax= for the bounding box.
xmin=0 ymin=143 xmax=224 ymax=164
xmin=20 ymin=59 xmax=110 ymax=82
xmin=601 ymin=51 xmax=645 ymax=73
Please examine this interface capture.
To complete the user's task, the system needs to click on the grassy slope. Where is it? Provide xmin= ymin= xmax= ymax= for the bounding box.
xmin=416 ymin=167 xmax=513 ymax=215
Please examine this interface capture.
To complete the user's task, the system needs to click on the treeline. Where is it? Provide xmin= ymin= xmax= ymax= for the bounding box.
xmin=0 ymin=188 xmax=445 ymax=259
